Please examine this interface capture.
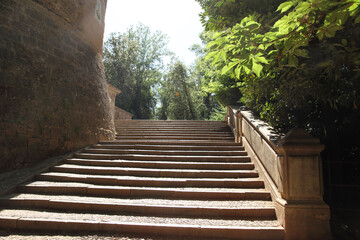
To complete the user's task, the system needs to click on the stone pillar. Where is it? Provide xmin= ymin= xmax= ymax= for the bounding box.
xmin=275 ymin=129 xmax=332 ymax=240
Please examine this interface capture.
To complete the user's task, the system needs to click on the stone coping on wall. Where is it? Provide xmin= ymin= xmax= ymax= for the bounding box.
xmin=229 ymin=106 xmax=284 ymax=146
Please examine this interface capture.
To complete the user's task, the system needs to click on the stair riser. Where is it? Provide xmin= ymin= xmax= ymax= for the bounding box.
xmin=82 ymin=149 xmax=248 ymax=156
xmin=50 ymin=166 xmax=259 ymax=178
xmin=36 ymin=175 xmax=265 ymax=188
xmin=0 ymin=199 xmax=276 ymax=220
xmin=17 ymin=186 xmax=271 ymax=200
xmin=74 ymin=154 xmax=251 ymax=162
xmin=65 ymin=159 xmax=255 ymax=170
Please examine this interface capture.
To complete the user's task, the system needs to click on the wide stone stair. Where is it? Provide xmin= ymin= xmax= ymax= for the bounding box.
xmin=0 ymin=120 xmax=284 ymax=239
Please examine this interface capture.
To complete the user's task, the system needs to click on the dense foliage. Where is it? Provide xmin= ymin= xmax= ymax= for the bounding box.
xmin=196 ymin=0 xmax=360 ymax=237
xmin=197 ymin=0 xmax=360 ymax=130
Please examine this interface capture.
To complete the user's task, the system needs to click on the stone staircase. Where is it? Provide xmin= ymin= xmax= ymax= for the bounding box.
xmin=0 ymin=120 xmax=284 ymax=239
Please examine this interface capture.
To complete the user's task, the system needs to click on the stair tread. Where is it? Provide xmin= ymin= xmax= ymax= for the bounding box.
xmin=40 ymin=172 xmax=262 ymax=182
xmin=1 ymin=194 xmax=274 ymax=208
xmin=66 ymin=158 xmax=253 ymax=166
xmin=84 ymin=149 xmax=246 ymax=155
xmin=55 ymin=164 xmax=256 ymax=173
xmin=64 ymin=158 xmax=255 ymax=170
xmin=100 ymin=140 xmax=242 ymax=146
xmin=93 ymin=144 xmax=244 ymax=150
xmin=20 ymin=181 xmax=268 ymax=193
xmin=0 ymin=209 xmax=281 ymax=228
xmin=75 ymin=153 xmax=248 ymax=159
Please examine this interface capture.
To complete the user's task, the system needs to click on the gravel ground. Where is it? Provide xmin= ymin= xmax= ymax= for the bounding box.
xmin=0 ymin=209 xmax=280 ymax=227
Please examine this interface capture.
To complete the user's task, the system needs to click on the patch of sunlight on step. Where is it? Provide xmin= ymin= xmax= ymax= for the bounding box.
xmin=3 ymin=194 xmax=275 ymax=208
xmin=0 ymin=209 xmax=280 ymax=227
xmin=22 ymin=181 xmax=268 ymax=192
xmin=41 ymin=172 xmax=261 ymax=181
xmin=55 ymin=164 xmax=256 ymax=173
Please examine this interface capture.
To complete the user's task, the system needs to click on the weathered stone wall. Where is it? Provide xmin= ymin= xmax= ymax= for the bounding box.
xmin=0 ymin=0 xmax=114 ymax=172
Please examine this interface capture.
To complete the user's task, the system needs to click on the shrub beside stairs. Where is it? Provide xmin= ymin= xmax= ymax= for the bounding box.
xmin=0 ymin=120 xmax=284 ymax=239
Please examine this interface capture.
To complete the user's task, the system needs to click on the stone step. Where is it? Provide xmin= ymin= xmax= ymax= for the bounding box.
xmin=83 ymin=148 xmax=247 ymax=156
xmin=92 ymin=143 xmax=245 ymax=151
xmin=64 ymin=158 xmax=254 ymax=170
xmin=0 ymin=214 xmax=284 ymax=240
xmin=36 ymin=172 xmax=264 ymax=188
xmin=115 ymin=120 xmax=226 ymax=125
xmin=116 ymin=127 xmax=231 ymax=132
xmin=74 ymin=153 xmax=252 ymax=162
xmin=0 ymin=198 xmax=276 ymax=220
xmin=17 ymin=182 xmax=271 ymax=200
xmin=116 ymin=128 xmax=232 ymax=133
xmin=1 ymin=194 xmax=276 ymax=208
xmin=50 ymin=164 xmax=259 ymax=178
xmin=100 ymin=140 xmax=242 ymax=146
xmin=115 ymin=132 xmax=234 ymax=137
xmin=115 ymin=136 xmax=235 ymax=141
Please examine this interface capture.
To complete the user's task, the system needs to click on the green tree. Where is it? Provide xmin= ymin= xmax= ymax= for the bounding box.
xmin=159 ymin=61 xmax=202 ymax=120
xmin=103 ymin=23 xmax=170 ymax=119
xmin=198 ymin=1 xmax=360 ymax=237
xmin=189 ymin=35 xmax=239 ymax=120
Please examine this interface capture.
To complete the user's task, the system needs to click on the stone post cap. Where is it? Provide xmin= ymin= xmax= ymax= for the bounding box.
xmin=107 ymin=83 xmax=121 ymax=95
xmin=276 ymin=128 xmax=324 ymax=155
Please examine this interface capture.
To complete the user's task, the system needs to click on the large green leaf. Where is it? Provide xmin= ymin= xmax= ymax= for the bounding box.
xmin=221 ymin=61 xmax=239 ymax=75
xmin=276 ymin=1 xmax=296 ymax=13
xmin=252 ymin=62 xmax=263 ymax=77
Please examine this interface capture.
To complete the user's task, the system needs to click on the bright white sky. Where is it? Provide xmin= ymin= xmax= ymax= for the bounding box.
xmin=104 ymin=0 xmax=204 ymax=66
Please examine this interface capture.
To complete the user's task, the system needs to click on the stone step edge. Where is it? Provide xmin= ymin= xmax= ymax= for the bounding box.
xmin=50 ymin=166 xmax=259 ymax=179
xmin=0 ymin=217 xmax=284 ymax=240
xmin=83 ymin=149 xmax=248 ymax=156
xmin=17 ymin=185 xmax=272 ymax=200
xmin=115 ymin=136 xmax=235 ymax=140
xmin=74 ymin=153 xmax=251 ymax=162
xmin=99 ymin=141 xmax=241 ymax=146
xmin=92 ymin=144 xmax=245 ymax=150
xmin=0 ymin=198 xmax=276 ymax=220
xmin=64 ymin=158 xmax=255 ymax=170
xmin=36 ymin=174 xmax=265 ymax=188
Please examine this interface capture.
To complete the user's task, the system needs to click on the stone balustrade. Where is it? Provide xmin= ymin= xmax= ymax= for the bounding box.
xmin=226 ymin=106 xmax=332 ymax=240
